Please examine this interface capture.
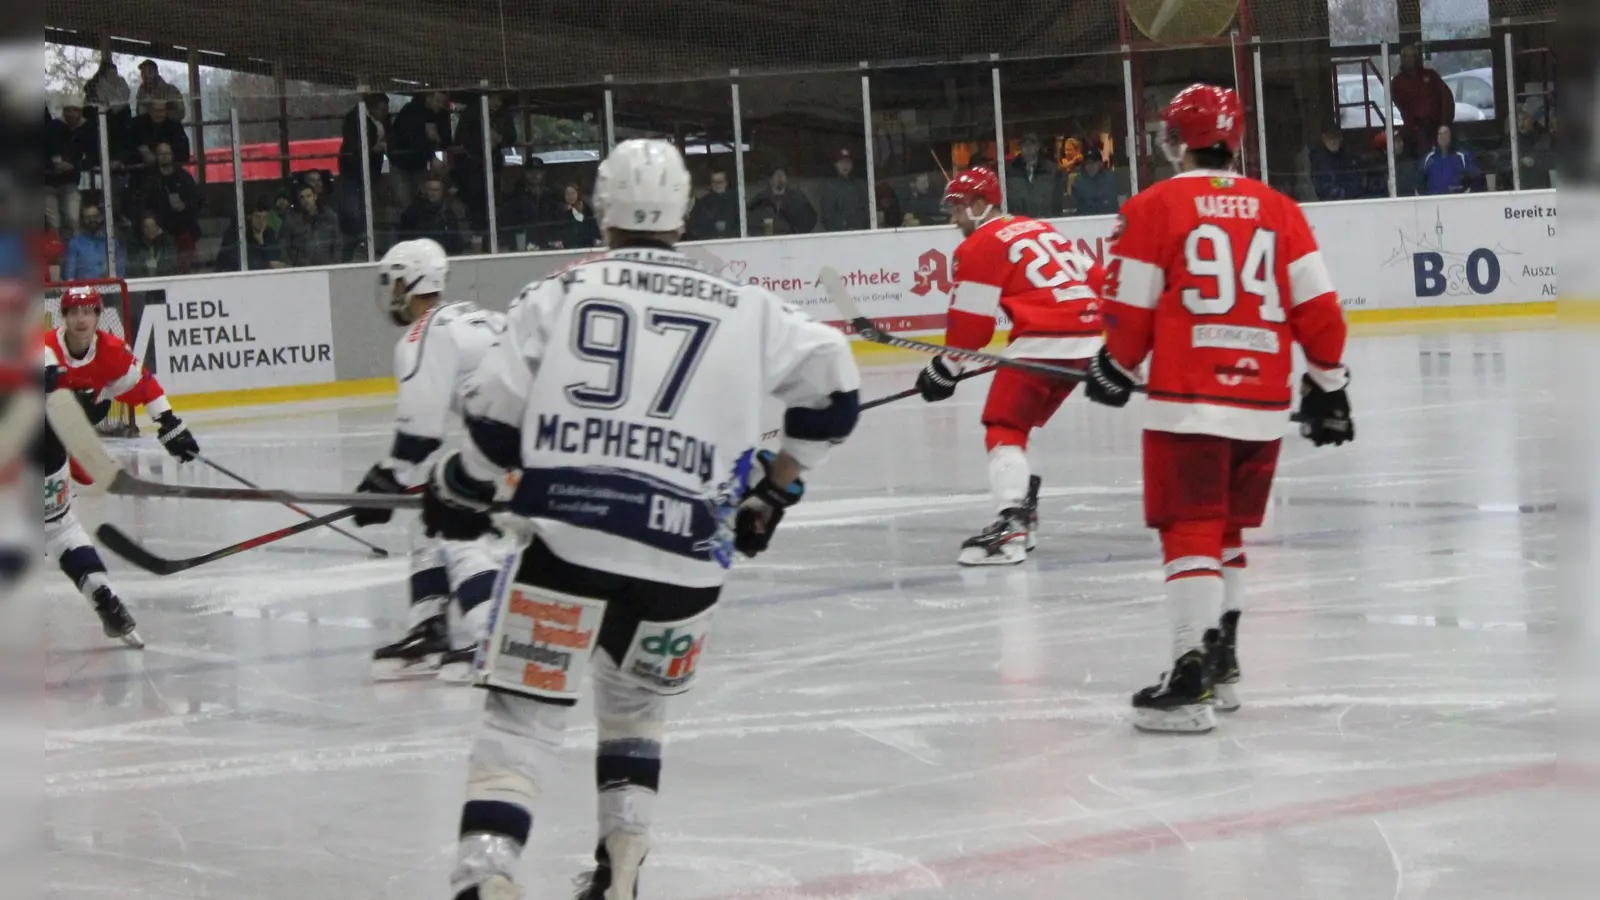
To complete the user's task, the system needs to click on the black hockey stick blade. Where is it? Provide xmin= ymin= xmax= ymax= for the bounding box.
xmin=97 ymin=506 xmax=364 ymax=576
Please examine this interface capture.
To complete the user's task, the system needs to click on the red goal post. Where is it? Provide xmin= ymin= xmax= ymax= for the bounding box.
xmin=42 ymin=278 xmax=140 ymax=437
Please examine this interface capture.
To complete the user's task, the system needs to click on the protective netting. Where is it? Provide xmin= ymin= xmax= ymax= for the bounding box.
xmin=45 ymin=0 xmax=1555 ymax=91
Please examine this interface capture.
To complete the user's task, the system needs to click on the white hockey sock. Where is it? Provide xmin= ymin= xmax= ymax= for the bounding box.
xmin=987 ymin=444 xmax=1030 ymax=512
xmin=1164 ymin=564 xmax=1222 ymax=662
xmin=1222 ymin=548 xmax=1246 ymax=615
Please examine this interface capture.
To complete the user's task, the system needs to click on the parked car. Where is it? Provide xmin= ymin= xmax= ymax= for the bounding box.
xmin=1442 ymin=67 xmax=1496 ymax=121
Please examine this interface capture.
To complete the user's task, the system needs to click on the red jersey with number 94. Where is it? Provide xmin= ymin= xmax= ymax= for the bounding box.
xmin=944 ymin=215 xmax=1103 ymax=360
xmin=1100 ymin=170 xmax=1348 ymax=441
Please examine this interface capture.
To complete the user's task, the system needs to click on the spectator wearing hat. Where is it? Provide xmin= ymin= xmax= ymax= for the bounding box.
xmin=1309 ymin=121 xmax=1366 ymax=201
xmin=748 ymin=167 xmax=818 ymax=235
xmin=1006 ymin=132 xmax=1065 ymax=218
xmin=819 ymin=148 xmax=871 ymax=232
xmin=135 ymin=59 xmax=186 ymax=121
xmin=1070 ymin=147 xmax=1120 ymax=216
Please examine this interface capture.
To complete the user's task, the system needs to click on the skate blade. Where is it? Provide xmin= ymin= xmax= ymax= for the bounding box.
xmin=436 ymin=661 xmax=475 ymax=684
xmin=957 ymin=544 xmax=1027 ymax=567
xmin=1133 ymin=703 xmax=1217 ymax=734
xmin=1211 ymin=682 xmax=1240 ymax=712
xmin=475 ymin=875 xmax=525 ymax=900
xmin=371 ymin=655 xmax=443 ymax=681
xmin=117 ymin=629 xmax=145 ymax=650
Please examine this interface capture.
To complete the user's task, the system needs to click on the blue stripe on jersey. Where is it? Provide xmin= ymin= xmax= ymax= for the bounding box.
xmin=784 ymin=389 xmax=861 ymax=442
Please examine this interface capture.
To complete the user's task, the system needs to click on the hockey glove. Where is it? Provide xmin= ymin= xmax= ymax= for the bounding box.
xmin=75 ymin=389 xmax=112 ymax=427
xmin=353 ymin=464 xmax=405 ymax=527
xmin=155 ymin=412 xmax=200 ymax=462
xmin=422 ymin=451 xmax=497 ymax=541
xmin=915 ymin=357 xmax=960 ymax=403
xmin=1084 ymin=347 xmax=1136 ymax=409
xmin=1298 ymin=370 xmax=1355 ymax=447
xmin=40 ymin=365 xmax=61 ymax=394
xmin=735 ymin=449 xmax=805 ymax=558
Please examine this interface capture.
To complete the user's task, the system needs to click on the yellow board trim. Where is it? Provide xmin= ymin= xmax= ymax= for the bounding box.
xmin=162 ymin=302 xmax=1554 ymax=409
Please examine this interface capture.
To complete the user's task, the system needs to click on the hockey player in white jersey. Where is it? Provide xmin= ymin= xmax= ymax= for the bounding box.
xmin=421 ymin=139 xmax=862 ymax=900
xmin=354 ymin=239 xmax=506 ymax=682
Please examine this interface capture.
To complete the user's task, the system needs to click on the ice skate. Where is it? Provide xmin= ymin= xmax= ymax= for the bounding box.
xmin=370 ymin=614 xmax=448 ymax=680
xmin=957 ymin=507 xmax=1031 ymax=566
xmin=436 ymin=645 xmax=478 ymax=684
xmin=572 ymin=829 xmax=649 ymax=900
xmin=91 ymin=587 xmax=143 ymax=649
xmin=454 ymin=875 xmax=524 ymax=900
xmin=1132 ymin=650 xmax=1216 ymax=733
xmin=1205 ymin=609 xmax=1242 ymax=712
xmin=1022 ymin=474 xmax=1041 ymax=551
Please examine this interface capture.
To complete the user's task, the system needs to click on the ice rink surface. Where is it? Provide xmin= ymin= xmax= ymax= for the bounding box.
xmin=42 ymin=323 xmax=1556 ymax=899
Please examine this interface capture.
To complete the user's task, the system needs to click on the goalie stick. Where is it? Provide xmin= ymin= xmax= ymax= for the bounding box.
xmin=818 ymin=267 xmax=1305 ymax=423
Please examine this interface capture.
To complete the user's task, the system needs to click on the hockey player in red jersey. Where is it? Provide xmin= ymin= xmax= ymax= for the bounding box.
xmin=915 ymin=167 xmax=1104 ymax=565
xmin=36 ymin=285 xmax=202 ymax=647
xmin=1083 ymin=84 xmax=1355 ymax=732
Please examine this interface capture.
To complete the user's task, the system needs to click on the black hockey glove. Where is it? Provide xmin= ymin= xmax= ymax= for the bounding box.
xmin=155 ymin=411 xmax=200 ymax=462
xmin=39 ymin=365 xmax=61 ymax=394
xmin=1297 ymin=370 xmax=1355 ymax=447
xmin=1083 ymin=346 xmax=1136 ymax=409
xmin=735 ymin=450 xmax=805 ymax=558
xmin=915 ymin=357 xmax=960 ymax=403
xmin=75 ymin=389 xmax=112 ymax=426
xmin=353 ymin=464 xmax=405 ymax=527
xmin=422 ymin=451 xmax=497 ymax=542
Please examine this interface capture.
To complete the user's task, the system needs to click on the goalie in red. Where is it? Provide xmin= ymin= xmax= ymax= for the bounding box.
xmin=914 ymin=167 xmax=1104 ymax=565
xmin=36 ymin=285 xmax=202 ymax=647
xmin=1083 ymin=84 xmax=1354 ymax=733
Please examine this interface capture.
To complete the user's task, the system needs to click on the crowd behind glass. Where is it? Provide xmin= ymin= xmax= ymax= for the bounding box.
xmin=41 ymin=41 xmax=1555 ymax=281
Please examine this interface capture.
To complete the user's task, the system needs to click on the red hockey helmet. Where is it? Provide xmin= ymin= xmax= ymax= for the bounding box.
xmin=1161 ymin=84 xmax=1245 ymax=164
xmin=943 ymin=167 xmax=1002 ymax=209
xmin=59 ymin=285 xmax=104 ymax=313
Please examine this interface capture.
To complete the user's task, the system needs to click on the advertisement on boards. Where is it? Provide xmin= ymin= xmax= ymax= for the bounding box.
xmin=128 ymin=271 xmax=337 ymax=395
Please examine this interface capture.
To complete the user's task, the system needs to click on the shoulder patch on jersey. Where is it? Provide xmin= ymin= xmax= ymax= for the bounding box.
xmin=1210 ymin=176 xmax=1237 ymax=189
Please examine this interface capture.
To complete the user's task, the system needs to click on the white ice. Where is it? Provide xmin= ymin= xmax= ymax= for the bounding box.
xmin=42 ymin=324 xmax=1556 ymax=899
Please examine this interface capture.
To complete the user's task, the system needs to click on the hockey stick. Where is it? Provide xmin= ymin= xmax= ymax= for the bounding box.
xmin=46 ymin=389 xmax=425 ymax=510
xmin=756 ymin=366 xmax=997 ymax=440
xmin=96 ymin=506 xmax=364 ymax=575
xmin=197 ymin=455 xmax=389 ymax=558
xmin=819 ymin=268 xmax=1305 ymax=423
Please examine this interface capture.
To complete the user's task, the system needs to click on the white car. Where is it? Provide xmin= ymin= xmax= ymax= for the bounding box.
xmin=1336 ymin=72 xmax=1486 ymax=131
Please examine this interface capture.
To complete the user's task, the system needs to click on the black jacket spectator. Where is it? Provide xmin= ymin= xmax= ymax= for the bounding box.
xmin=453 ymin=94 xmax=518 ymax=235
xmin=496 ymin=176 xmax=538 ymax=252
xmin=137 ymin=153 xmax=202 ymax=242
xmin=216 ymin=204 xmax=286 ymax=272
xmin=1070 ymin=160 xmax=1120 ymax=216
xmin=338 ymin=95 xmax=390 ymax=182
xmin=284 ymin=187 xmax=343 ymax=266
xmin=819 ymin=152 xmax=870 ymax=232
xmin=899 ymin=173 xmax=946 ymax=227
xmin=523 ymin=167 xmax=565 ymax=247
xmin=748 ymin=170 xmax=818 ymax=235
xmin=127 ymin=108 xmax=190 ymax=171
xmin=131 ymin=217 xmax=181 ymax=277
xmin=43 ymin=109 xmax=86 ymax=189
xmin=389 ymin=93 xmax=452 ymax=176
xmin=685 ymin=173 xmax=741 ymax=240
xmin=1309 ymin=127 xmax=1365 ymax=201
xmin=1006 ymin=135 xmax=1066 ymax=218
xmin=399 ymin=180 xmax=467 ymax=255
xmin=549 ymin=186 xmax=602 ymax=249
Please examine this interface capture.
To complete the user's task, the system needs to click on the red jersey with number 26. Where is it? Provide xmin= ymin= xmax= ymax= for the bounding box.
xmin=945 ymin=214 xmax=1103 ymax=360
xmin=1101 ymin=170 xmax=1348 ymax=441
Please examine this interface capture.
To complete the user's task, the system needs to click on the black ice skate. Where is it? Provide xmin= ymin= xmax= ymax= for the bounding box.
xmin=370 ymin=614 xmax=448 ymax=680
xmin=1205 ymin=610 xmax=1242 ymax=712
xmin=1022 ymin=474 xmax=1042 ymax=551
xmin=957 ymin=507 xmax=1032 ymax=566
xmin=455 ymin=875 xmax=524 ymax=900
xmin=572 ymin=830 xmax=649 ymax=900
xmin=1132 ymin=650 xmax=1216 ymax=733
xmin=91 ymin=587 xmax=143 ymax=649
xmin=436 ymin=644 xmax=478 ymax=684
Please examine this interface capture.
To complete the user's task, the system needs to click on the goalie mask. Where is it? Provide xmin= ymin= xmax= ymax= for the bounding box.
xmin=376 ymin=239 xmax=449 ymax=326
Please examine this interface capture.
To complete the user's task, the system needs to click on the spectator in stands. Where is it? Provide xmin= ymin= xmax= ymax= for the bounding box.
xmin=44 ymin=102 xmax=93 ymax=236
xmin=338 ymin=93 xmax=389 ymax=181
xmin=522 ymin=161 xmax=563 ymax=247
xmin=399 ymin=176 xmax=467 ymax=255
xmin=303 ymin=170 xmax=328 ymax=204
xmin=131 ymin=213 xmax=180 ymax=277
xmin=453 ymin=92 xmax=519 ymax=244
xmin=550 ymin=183 xmax=603 ymax=249
xmin=216 ymin=199 xmax=288 ymax=272
xmin=128 ymin=100 xmax=190 ymax=174
xmin=135 ymin=59 xmax=185 ymax=121
xmin=874 ymin=181 xmax=902 ymax=230
xmin=1514 ymin=106 xmax=1553 ymax=190
xmin=1390 ymin=44 xmax=1455 ymax=156
xmin=84 ymin=56 xmax=133 ymax=166
xmin=284 ymin=183 xmax=343 ymax=266
xmin=748 ymin=167 xmax=817 ymax=235
xmin=495 ymin=165 xmax=536 ymax=252
xmin=1309 ymin=121 xmax=1365 ymax=201
xmin=899 ymin=172 xmax=946 ymax=227
xmin=1070 ymin=150 xmax=1120 ymax=215
xmin=389 ymin=92 xmax=453 ymax=214
xmin=137 ymin=142 xmax=201 ymax=272
xmin=1421 ymin=125 xmax=1480 ymax=195
xmin=685 ymin=170 xmax=740 ymax=240
xmin=1006 ymin=133 xmax=1065 ymax=218
xmin=819 ymin=149 xmax=870 ymax=232
xmin=62 ymin=202 xmax=125 ymax=280
xmin=267 ymin=187 xmax=294 ymax=234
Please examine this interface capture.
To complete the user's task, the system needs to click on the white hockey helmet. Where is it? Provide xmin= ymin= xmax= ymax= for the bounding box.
xmin=593 ymin=139 xmax=692 ymax=234
xmin=377 ymin=238 xmax=448 ymax=326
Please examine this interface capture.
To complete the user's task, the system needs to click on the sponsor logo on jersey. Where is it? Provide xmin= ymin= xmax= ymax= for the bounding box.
xmin=1192 ymin=324 xmax=1281 ymax=354
xmin=495 ymin=589 xmax=601 ymax=694
xmin=44 ymin=476 xmax=68 ymax=514
xmin=1210 ymin=176 xmax=1237 ymax=189
xmin=910 ymin=249 xmax=953 ymax=297
xmin=1214 ymin=356 xmax=1263 ymax=387
xmin=627 ymin=617 xmax=712 ymax=691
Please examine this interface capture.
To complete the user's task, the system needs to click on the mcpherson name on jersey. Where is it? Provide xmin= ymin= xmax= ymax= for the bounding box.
xmin=533 ymin=412 xmax=716 ymax=484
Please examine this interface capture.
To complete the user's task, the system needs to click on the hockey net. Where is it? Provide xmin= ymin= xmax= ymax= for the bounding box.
xmin=43 ymin=279 xmax=140 ymax=438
